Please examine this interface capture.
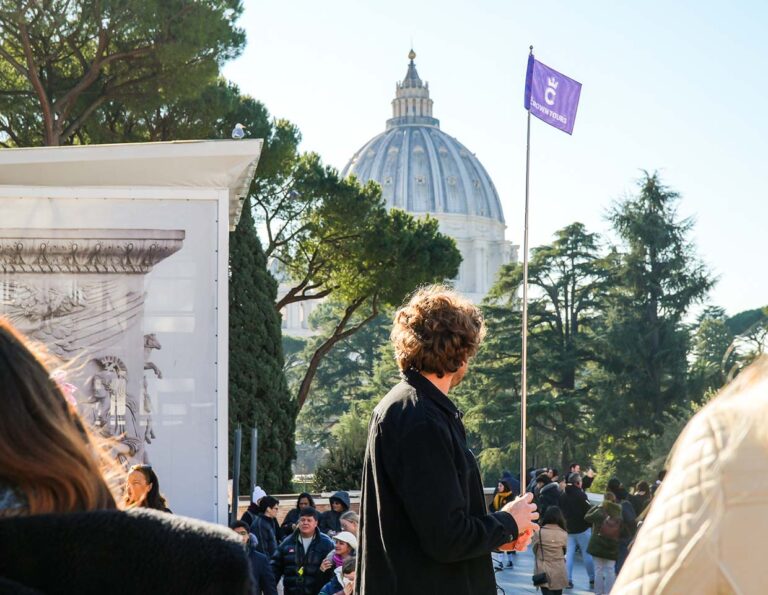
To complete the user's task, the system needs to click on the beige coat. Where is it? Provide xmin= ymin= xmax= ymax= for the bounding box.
xmin=613 ymin=356 xmax=768 ymax=595
xmin=532 ymin=524 xmax=568 ymax=590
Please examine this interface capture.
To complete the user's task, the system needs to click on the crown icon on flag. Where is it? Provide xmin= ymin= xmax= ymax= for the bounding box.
xmin=524 ymin=52 xmax=582 ymax=135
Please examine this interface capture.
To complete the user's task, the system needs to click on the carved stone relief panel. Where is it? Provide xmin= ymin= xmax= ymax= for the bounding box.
xmin=0 ymin=229 xmax=184 ymax=466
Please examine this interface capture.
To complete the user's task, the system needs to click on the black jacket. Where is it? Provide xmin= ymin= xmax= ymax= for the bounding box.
xmin=280 ymin=508 xmax=301 ymax=540
xmin=319 ymin=491 xmax=350 ymax=535
xmin=559 ymin=484 xmax=591 ymax=534
xmin=250 ymin=513 xmax=278 ymax=557
xmin=537 ymin=482 xmax=561 ymax=518
xmin=0 ymin=508 xmax=252 ymax=594
xmin=271 ymin=529 xmax=334 ymax=595
xmin=357 ymin=370 xmax=518 ymax=595
xmin=241 ymin=503 xmax=260 ymax=528
xmin=247 ymin=546 xmax=279 ymax=595
xmin=628 ymin=493 xmax=650 ymax=517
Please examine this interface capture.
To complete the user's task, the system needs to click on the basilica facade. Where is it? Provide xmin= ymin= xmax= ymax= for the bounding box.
xmin=280 ymin=51 xmax=516 ymax=336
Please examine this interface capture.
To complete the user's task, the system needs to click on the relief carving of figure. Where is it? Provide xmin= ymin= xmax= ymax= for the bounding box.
xmin=85 ymin=355 xmax=145 ymax=465
xmin=88 ymin=367 xmax=118 ymax=429
xmin=143 ymin=333 xmax=163 ymax=444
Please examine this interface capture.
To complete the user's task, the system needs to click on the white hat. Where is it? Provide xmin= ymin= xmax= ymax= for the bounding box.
xmin=333 ymin=530 xmax=358 ymax=551
xmin=252 ymin=485 xmax=267 ymax=503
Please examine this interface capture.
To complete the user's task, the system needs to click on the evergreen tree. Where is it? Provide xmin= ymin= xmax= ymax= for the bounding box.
xmin=455 ymin=223 xmax=608 ymax=474
xmin=293 ymin=304 xmax=391 ymax=448
xmin=599 ymin=172 xmax=713 ymax=479
xmin=0 ymin=0 xmax=245 ymax=146
xmin=688 ymin=306 xmax=736 ymax=402
xmin=229 ymin=198 xmax=295 ymax=493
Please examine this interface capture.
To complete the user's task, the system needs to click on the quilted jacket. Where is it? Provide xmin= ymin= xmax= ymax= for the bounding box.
xmin=613 ymin=356 xmax=768 ymax=594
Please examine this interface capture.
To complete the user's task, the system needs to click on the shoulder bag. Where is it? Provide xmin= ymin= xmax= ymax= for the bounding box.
xmin=532 ymin=528 xmax=549 ymax=587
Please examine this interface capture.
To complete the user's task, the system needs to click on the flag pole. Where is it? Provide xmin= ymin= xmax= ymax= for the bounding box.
xmin=521 ymin=45 xmax=533 ymax=492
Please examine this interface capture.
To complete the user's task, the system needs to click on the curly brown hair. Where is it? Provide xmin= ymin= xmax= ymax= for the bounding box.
xmin=391 ymin=285 xmax=485 ymax=377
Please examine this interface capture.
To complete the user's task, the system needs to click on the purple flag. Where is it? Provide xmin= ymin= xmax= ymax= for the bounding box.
xmin=524 ymin=54 xmax=582 ymax=135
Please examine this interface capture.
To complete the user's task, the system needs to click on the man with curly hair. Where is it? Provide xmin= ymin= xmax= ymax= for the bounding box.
xmin=356 ymin=285 xmax=539 ymax=595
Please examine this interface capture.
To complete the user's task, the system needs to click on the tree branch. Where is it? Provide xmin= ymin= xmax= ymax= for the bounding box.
xmin=54 ymin=27 xmax=109 ymax=122
xmin=295 ymin=295 xmax=378 ymax=412
xmin=17 ymin=21 xmax=55 ymax=144
xmin=275 ymin=287 xmax=334 ymax=310
xmin=59 ymin=94 xmax=108 ymax=141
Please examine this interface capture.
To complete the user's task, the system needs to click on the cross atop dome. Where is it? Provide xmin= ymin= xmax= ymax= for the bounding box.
xmin=388 ymin=50 xmax=439 ymax=129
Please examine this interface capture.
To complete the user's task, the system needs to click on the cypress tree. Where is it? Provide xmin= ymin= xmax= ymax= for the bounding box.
xmin=229 ymin=197 xmax=295 ymax=494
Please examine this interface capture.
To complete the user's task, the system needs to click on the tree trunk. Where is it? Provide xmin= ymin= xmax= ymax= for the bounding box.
xmin=295 ymin=296 xmax=378 ymax=412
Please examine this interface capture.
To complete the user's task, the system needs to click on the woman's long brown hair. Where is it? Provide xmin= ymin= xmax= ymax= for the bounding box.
xmin=0 ymin=319 xmax=121 ymax=514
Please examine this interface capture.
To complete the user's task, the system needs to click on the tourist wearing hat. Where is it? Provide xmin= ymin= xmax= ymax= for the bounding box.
xmin=320 ymin=530 xmax=357 ymax=573
xmin=241 ymin=485 xmax=268 ymax=527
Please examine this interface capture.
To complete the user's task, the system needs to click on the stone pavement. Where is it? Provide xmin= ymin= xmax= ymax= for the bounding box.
xmin=494 ymin=548 xmax=593 ymax=595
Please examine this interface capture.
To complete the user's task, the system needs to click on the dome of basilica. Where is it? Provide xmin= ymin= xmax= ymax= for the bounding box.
xmin=342 ymin=52 xmax=505 ymax=224
xmin=278 ymin=51 xmax=517 ymax=336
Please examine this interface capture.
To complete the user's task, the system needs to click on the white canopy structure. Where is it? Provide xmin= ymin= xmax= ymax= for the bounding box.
xmin=0 ymin=140 xmax=263 ymax=522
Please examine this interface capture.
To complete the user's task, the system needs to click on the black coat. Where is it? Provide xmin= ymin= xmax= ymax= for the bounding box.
xmin=628 ymin=493 xmax=650 ymax=517
xmin=280 ymin=508 xmax=301 ymax=540
xmin=318 ymin=510 xmax=341 ymax=535
xmin=357 ymin=370 xmax=518 ymax=595
xmin=319 ymin=491 xmax=350 ymax=536
xmin=247 ymin=546 xmax=279 ymax=595
xmin=537 ymin=482 xmax=561 ymax=518
xmin=0 ymin=508 xmax=252 ymax=594
xmin=558 ymin=484 xmax=591 ymax=534
xmin=250 ymin=513 xmax=278 ymax=557
xmin=271 ymin=529 xmax=334 ymax=595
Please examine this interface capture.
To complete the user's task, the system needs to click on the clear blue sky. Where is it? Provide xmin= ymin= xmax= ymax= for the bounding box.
xmin=224 ymin=0 xmax=768 ymax=316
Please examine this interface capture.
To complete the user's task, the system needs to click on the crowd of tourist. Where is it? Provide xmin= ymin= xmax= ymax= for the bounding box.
xmin=514 ymin=464 xmax=663 ymax=594
xmin=3 ymin=301 xmax=768 ymax=595
xmin=237 ymin=486 xmax=358 ymax=594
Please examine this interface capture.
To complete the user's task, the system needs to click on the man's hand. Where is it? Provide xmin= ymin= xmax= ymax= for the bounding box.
xmin=586 ymin=468 xmax=596 ymax=478
xmin=501 ymin=492 xmax=539 ymax=536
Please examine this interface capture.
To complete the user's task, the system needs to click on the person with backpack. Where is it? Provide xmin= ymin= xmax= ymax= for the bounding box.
xmin=607 ymin=478 xmax=637 ymax=573
xmin=585 ymin=493 xmax=623 ymax=595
